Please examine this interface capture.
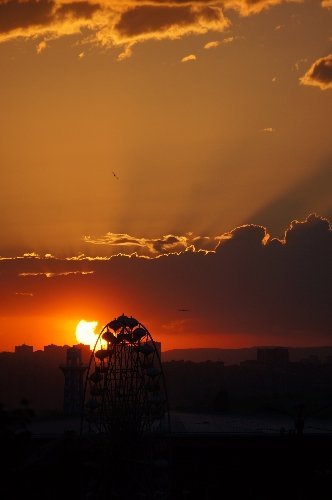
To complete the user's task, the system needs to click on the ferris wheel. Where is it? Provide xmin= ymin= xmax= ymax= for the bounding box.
xmin=81 ymin=314 xmax=170 ymax=439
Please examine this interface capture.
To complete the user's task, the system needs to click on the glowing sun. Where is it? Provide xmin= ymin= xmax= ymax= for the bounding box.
xmin=76 ymin=319 xmax=99 ymax=349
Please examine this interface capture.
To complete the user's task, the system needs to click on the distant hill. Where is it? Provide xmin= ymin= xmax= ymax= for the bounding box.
xmin=162 ymin=346 xmax=332 ymax=365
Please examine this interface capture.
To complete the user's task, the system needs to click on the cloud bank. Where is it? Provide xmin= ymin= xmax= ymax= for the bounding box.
xmin=1 ymin=214 xmax=331 ymax=346
xmin=0 ymin=0 xmax=311 ymax=55
xmin=0 ymin=0 xmax=229 ymax=49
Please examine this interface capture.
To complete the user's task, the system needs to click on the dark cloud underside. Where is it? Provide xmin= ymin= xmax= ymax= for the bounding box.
xmin=1 ymin=215 xmax=331 ymax=341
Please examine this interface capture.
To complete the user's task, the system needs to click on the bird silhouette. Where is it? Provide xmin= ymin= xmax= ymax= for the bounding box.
xmin=112 ymin=171 xmax=119 ymax=180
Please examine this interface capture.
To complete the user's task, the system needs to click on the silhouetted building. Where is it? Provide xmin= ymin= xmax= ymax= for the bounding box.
xmin=163 ymin=360 xmax=224 ymax=411
xmin=73 ymin=343 xmax=91 ymax=365
xmin=240 ymin=359 xmax=259 ymax=368
xmin=257 ymin=347 xmax=289 ymax=367
xmin=15 ymin=344 xmax=33 ymax=357
xmin=60 ymin=347 xmax=87 ymax=416
xmin=300 ymin=354 xmax=321 ymax=366
xmin=44 ymin=344 xmax=69 ymax=355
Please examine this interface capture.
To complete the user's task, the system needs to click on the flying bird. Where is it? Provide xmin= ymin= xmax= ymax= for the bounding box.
xmin=112 ymin=171 xmax=119 ymax=180
xmin=178 ymin=308 xmax=189 ymax=312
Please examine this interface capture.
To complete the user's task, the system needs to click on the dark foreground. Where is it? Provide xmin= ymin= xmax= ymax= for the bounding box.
xmin=1 ymin=429 xmax=332 ymax=499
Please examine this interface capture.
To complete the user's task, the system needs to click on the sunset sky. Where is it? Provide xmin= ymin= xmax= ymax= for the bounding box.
xmin=0 ymin=0 xmax=331 ymax=351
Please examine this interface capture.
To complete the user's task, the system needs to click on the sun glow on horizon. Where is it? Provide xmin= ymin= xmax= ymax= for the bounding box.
xmin=75 ymin=319 xmax=99 ymax=349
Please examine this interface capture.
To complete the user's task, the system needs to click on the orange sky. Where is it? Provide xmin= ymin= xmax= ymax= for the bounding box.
xmin=0 ymin=1 xmax=331 ymax=351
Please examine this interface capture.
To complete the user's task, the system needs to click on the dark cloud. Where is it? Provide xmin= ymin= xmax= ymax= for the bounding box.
xmin=150 ymin=235 xmax=185 ymax=254
xmin=301 ymin=54 xmax=332 ymax=90
xmin=192 ymin=236 xmax=217 ymax=252
xmin=55 ymin=1 xmax=100 ymax=20
xmin=219 ymin=224 xmax=267 ymax=249
xmin=0 ymin=0 xmax=324 ymax=60
xmin=115 ymin=5 xmax=208 ymax=38
xmin=0 ymin=0 xmax=228 ymax=46
xmin=285 ymin=213 xmax=331 ymax=247
xmin=1 ymin=214 xmax=331 ymax=346
xmin=0 ymin=0 xmax=53 ymax=34
xmin=0 ymin=0 xmax=299 ymax=51
xmin=0 ymin=0 xmax=99 ymax=34
xmin=112 ymin=3 xmax=228 ymax=46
